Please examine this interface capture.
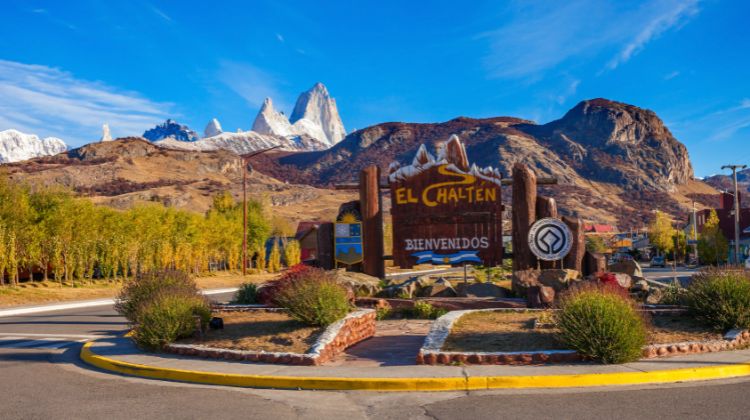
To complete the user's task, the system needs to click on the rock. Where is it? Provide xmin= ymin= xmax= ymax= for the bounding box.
xmin=610 ymin=260 xmax=644 ymax=280
xmin=462 ymin=282 xmax=506 ymax=298
xmin=380 ymin=276 xmax=428 ymax=298
xmin=419 ymin=278 xmax=457 ymax=297
xmin=331 ymin=269 xmax=382 ymax=297
xmin=527 ymin=285 xmax=555 ymax=308
xmin=584 ymin=251 xmax=608 ymax=276
xmin=512 ymin=269 xmax=541 ymax=295
xmin=631 ymin=279 xmax=650 ymax=293
xmin=538 ymin=269 xmax=580 ymax=292
xmin=645 ymin=287 xmax=664 ymax=305
xmin=612 ymin=272 xmax=632 ymax=289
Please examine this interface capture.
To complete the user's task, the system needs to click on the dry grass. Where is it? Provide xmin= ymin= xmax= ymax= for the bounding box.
xmin=180 ymin=310 xmax=322 ymax=353
xmin=648 ymin=315 xmax=723 ymax=344
xmin=442 ymin=311 xmax=726 ymax=353
xmin=442 ymin=311 xmax=563 ymax=352
xmin=0 ymin=280 xmax=121 ymax=308
xmin=0 ymin=271 xmax=278 ymax=308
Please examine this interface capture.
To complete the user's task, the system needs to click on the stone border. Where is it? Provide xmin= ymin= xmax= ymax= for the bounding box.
xmin=417 ymin=308 xmax=750 ymax=366
xmin=165 ymin=308 xmax=375 ymax=366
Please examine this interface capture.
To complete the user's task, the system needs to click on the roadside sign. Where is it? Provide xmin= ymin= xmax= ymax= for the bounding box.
xmin=528 ymin=218 xmax=572 ymax=261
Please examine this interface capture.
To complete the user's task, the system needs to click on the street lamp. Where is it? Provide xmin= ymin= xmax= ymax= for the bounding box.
xmin=241 ymin=146 xmax=281 ymax=276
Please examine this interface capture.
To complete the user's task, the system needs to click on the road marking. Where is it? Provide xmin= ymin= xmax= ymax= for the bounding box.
xmin=0 ymin=287 xmax=238 ymax=318
xmin=0 ymin=335 xmax=91 ymax=350
xmin=0 ymin=332 xmax=102 ymax=339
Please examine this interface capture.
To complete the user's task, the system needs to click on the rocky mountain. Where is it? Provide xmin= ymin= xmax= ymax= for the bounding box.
xmin=100 ymin=124 xmax=112 ymax=142
xmin=252 ymin=82 xmax=346 ymax=146
xmin=203 ymin=118 xmax=223 ymax=138
xmin=0 ymin=129 xmax=67 ymax=163
xmin=252 ymin=98 xmax=298 ymax=138
xmin=252 ymin=99 xmax=715 ymax=228
xmin=3 ymin=138 xmax=354 ymax=222
xmin=155 ymin=130 xmax=327 ymax=154
xmin=143 ymin=119 xmax=199 ymax=142
xmin=289 ymin=82 xmax=346 ymax=146
xmin=703 ymin=169 xmax=750 ymax=199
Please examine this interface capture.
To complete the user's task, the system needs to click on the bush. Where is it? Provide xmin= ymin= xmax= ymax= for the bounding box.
xmin=115 ymin=270 xmax=200 ymax=324
xmin=411 ymin=301 xmax=447 ymax=319
xmin=556 ymin=284 xmax=647 ymax=364
xmin=133 ymin=294 xmax=211 ymax=351
xmin=686 ymin=268 xmax=750 ymax=331
xmin=233 ymin=282 xmax=258 ymax=304
xmin=256 ymin=264 xmax=314 ymax=305
xmin=276 ymin=268 xmax=350 ymax=327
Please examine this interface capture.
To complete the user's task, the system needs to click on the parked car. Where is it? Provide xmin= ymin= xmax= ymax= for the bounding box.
xmin=650 ymin=256 xmax=666 ymax=268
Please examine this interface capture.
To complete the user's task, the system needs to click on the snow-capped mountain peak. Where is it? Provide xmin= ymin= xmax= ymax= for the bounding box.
xmin=100 ymin=123 xmax=112 ymax=142
xmin=290 ymin=82 xmax=346 ymax=146
xmin=251 ymin=98 xmax=296 ymax=137
xmin=0 ymin=129 xmax=67 ymax=163
xmin=204 ymin=118 xmax=223 ymax=138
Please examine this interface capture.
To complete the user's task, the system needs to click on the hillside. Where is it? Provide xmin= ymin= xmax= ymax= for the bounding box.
xmin=251 ymin=99 xmax=717 ymax=228
xmin=3 ymin=138 xmax=354 ymax=223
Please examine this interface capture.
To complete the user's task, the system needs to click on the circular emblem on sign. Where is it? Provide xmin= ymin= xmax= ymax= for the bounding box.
xmin=528 ymin=218 xmax=572 ymax=261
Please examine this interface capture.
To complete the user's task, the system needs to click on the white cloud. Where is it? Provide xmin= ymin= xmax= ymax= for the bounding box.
xmin=216 ymin=61 xmax=287 ymax=111
xmin=556 ymin=79 xmax=581 ymax=104
xmin=480 ymin=0 xmax=700 ymax=78
xmin=276 ymin=33 xmax=285 ymax=42
xmin=607 ymin=0 xmax=699 ymax=70
xmin=148 ymin=4 xmax=173 ymax=22
xmin=664 ymin=70 xmax=681 ymax=80
xmin=0 ymin=60 xmax=173 ymax=145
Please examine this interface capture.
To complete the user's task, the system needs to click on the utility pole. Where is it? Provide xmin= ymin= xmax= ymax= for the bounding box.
xmin=241 ymin=146 xmax=281 ymax=276
xmin=692 ymin=201 xmax=699 ymax=264
xmin=722 ymin=164 xmax=747 ymax=265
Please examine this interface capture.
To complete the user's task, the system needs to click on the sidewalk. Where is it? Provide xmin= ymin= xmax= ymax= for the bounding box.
xmin=81 ymin=336 xmax=750 ymax=391
xmin=0 ymin=287 xmax=238 ymax=317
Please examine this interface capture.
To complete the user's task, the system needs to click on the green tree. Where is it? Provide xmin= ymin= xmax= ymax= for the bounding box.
xmin=672 ymin=230 xmax=687 ymax=263
xmin=698 ymin=210 xmax=729 ymax=265
xmin=649 ymin=210 xmax=676 ymax=256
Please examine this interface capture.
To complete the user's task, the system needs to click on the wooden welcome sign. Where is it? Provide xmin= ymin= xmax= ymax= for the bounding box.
xmin=388 ymin=136 xmax=504 ymax=268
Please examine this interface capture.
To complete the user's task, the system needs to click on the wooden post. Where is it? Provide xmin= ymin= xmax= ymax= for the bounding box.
xmin=535 ymin=196 xmax=558 ymax=269
xmin=512 ymin=163 xmax=537 ymax=272
xmin=360 ymin=165 xmax=385 ymax=278
xmin=563 ymin=216 xmax=585 ymax=273
xmin=317 ymin=223 xmax=334 ymax=270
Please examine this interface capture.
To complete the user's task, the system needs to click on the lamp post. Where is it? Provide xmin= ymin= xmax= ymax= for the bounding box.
xmin=241 ymin=146 xmax=281 ymax=276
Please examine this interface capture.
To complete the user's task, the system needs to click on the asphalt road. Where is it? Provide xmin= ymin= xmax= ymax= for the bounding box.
xmin=4 ymin=290 xmax=750 ymax=419
xmin=642 ymin=265 xmax=697 ymax=286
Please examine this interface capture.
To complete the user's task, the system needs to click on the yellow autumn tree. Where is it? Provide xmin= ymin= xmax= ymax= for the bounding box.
xmin=649 ymin=210 xmax=676 ymax=256
xmin=284 ymin=240 xmax=301 ymax=267
xmin=267 ymin=241 xmax=281 ymax=273
xmin=698 ymin=209 xmax=729 ymax=265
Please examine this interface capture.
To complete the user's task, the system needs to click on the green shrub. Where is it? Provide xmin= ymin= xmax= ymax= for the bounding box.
xmin=686 ymin=268 xmax=750 ymax=331
xmin=233 ymin=282 xmax=258 ymax=304
xmin=133 ymin=294 xmax=211 ymax=351
xmin=556 ymin=284 xmax=647 ymax=364
xmin=375 ymin=306 xmax=391 ymax=320
xmin=411 ymin=300 xmax=447 ymax=319
xmin=660 ymin=282 xmax=688 ymax=305
xmin=277 ymin=269 xmax=350 ymax=327
xmin=115 ymin=270 xmax=200 ymax=324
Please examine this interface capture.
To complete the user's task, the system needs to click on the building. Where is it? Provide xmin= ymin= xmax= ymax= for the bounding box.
xmin=693 ymin=191 xmax=750 ymax=260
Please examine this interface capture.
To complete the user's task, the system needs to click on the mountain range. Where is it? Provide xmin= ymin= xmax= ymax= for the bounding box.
xmin=0 ymin=129 xmax=67 ymax=163
xmin=0 ymin=91 xmax=720 ymax=227
xmin=251 ymin=98 xmax=716 ymax=228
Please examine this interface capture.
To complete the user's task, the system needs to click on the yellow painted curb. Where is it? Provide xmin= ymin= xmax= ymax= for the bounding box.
xmin=80 ymin=342 xmax=750 ymax=392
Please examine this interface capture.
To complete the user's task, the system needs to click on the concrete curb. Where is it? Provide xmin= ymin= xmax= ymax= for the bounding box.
xmin=80 ymin=341 xmax=750 ymax=391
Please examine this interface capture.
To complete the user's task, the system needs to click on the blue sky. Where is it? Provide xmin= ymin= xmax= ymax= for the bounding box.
xmin=0 ymin=0 xmax=748 ymax=177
